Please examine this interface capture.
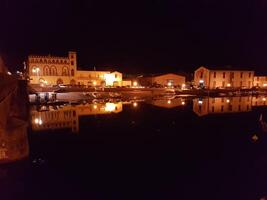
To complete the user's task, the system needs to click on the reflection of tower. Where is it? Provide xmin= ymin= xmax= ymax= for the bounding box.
xmin=68 ymin=51 xmax=77 ymax=77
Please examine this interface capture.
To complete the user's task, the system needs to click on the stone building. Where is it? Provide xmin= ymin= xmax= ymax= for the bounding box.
xmin=194 ymin=66 xmax=254 ymax=89
xmin=139 ymin=73 xmax=186 ymax=87
xmin=27 ymin=51 xmax=123 ymax=87
xmin=253 ymin=76 xmax=267 ymax=88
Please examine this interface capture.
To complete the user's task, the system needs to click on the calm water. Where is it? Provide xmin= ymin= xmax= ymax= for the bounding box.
xmin=2 ymin=96 xmax=267 ymax=200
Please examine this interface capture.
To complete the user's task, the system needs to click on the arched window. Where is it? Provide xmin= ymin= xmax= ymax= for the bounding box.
xmin=51 ymin=66 xmax=57 ymax=76
xmin=70 ymin=79 xmax=76 ymax=85
xmin=57 ymin=78 xmax=63 ymax=85
xmin=62 ymin=67 xmax=69 ymax=76
xmin=44 ymin=66 xmax=50 ymax=76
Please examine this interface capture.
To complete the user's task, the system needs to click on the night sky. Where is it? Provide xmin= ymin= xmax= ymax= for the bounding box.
xmin=1 ymin=0 xmax=267 ymax=74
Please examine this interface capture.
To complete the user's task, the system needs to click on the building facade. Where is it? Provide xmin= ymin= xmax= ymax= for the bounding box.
xmin=139 ymin=73 xmax=186 ymax=87
xmin=253 ymin=76 xmax=267 ymax=88
xmin=28 ymin=51 xmax=123 ymax=87
xmin=194 ymin=66 xmax=254 ymax=89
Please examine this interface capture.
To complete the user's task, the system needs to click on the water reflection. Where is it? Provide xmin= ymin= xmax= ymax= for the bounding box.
xmin=150 ymin=97 xmax=186 ymax=108
xmin=193 ymin=96 xmax=267 ymax=116
xmin=31 ymin=102 xmax=123 ymax=132
xmin=30 ymin=96 xmax=267 ymax=132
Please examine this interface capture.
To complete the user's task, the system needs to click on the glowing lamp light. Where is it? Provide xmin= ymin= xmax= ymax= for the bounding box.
xmin=263 ymin=84 xmax=267 ymax=87
xmin=226 ymin=99 xmax=230 ymax=103
xmin=167 ymin=100 xmax=171 ymax=104
xmin=181 ymin=101 xmax=185 ymax=105
xmin=93 ymin=81 xmax=97 ymax=86
xmin=34 ymin=118 xmax=43 ymax=125
xmin=227 ymin=83 xmax=231 ymax=87
xmin=34 ymin=118 xmax=39 ymax=124
xmin=199 ymin=80 xmax=204 ymax=83
xmin=105 ymin=103 xmax=116 ymax=112
xmin=198 ymin=100 xmax=203 ymax=104
xmin=7 ymin=71 xmax=12 ymax=75
xmin=133 ymin=102 xmax=138 ymax=107
xmin=93 ymin=105 xmax=97 ymax=109
xmin=263 ymin=98 xmax=266 ymax=101
xmin=133 ymin=81 xmax=138 ymax=87
xmin=182 ymin=84 xmax=186 ymax=89
xmin=32 ymin=68 xmax=36 ymax=73
xmin=104 ymin=74 xmax=116 ymax=86
xmin=167 ymin=82 xmax=172 ymax=87
xmin=44 ymin=80 xmax=48 ymax=84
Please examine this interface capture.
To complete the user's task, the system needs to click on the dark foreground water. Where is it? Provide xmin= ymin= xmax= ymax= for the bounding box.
xmin=2 ymin=96 xmax=267 ymax=200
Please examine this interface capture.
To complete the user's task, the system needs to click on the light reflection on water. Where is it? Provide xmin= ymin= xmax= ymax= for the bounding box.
xmin=30 ymin=95 xmax=267 ymax=133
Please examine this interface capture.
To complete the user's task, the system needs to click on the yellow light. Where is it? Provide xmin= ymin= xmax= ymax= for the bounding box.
xmin=199 ymin=80 xmax=204 ymax=83
xmin=38 ymin=119 xmax=43 ymax=125
xmin=167 ymin=100 xmax=171 ymax=104
xmin=32 ymin=68 xmax=36 ymax=73
xmin=34 ymin=118 xmax=39 ymax=124
xmin=36 ymin=68 xmax=40 ymax=72
xmin=93 ymin=105 xmax=97 ymax=109
xmin=227 ymin=83 xmax=231 ymax=87
xmin=264 ymin=84 xmax=267 ymax=87
xmin=167 ymin=82 xmax=172 ymax=86
xmin=104 ymin=74 xmax=116 ymax=86
xmin=133 ymin=81 xmax=138 ymax=86
xmin=198 ymin=100 xmax=203 ymax=104
xmin=182 ymin=84 xmax=186 ymax=89
xmin=133 ymin=102 xmax=138 ymax=107
xmin=105 ymin=103 xmax=116 ymax=112
xmin=182 ymin=101 xmax=185 ymax=105
xmin=44 ymin=80 xmax=48 ymax=84
xmin=40 ymin=83 xmax=44 ymax=87
xmin=263 ymin=98 xmax=266 ymax=101
xmin=93 ymin=81 xmax=97 ymax=86
xmin=226 ymin=99 xmax=230 ymax=103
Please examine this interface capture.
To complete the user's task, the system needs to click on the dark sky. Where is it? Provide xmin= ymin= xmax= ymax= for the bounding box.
xmin=1 ymin=0 xmax=267 ymax=74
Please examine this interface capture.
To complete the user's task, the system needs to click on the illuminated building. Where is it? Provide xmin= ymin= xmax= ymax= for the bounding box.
xmin=194 ymin=66 xmax=254 ymax=89
xmin=138 ymin=73 xmax=185 ymax=88
xmin=253 ymin=76 xmax=267 ymax=88
xmin=31 ymin=102 xmax=123 ymax=132
xmin=28 ymin=51 xmax=123 ymax=87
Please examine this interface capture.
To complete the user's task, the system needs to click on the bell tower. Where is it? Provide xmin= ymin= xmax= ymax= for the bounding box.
xmin=68 ymin=51 xmax=77 ymax=77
